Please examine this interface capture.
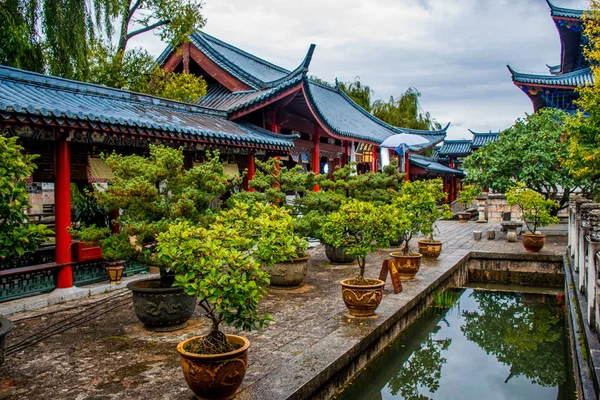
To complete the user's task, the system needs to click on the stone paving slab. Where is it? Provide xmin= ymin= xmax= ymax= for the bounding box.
xmin=0 ymin=221 xmax=566 ymax=400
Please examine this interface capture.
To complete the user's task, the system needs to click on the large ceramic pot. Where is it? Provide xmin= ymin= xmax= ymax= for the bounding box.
xmin=325 ymin=244 xmax=355 ymax=264
xmin=263 ymin=255 xmax=310 ymax=287
xmin=340 ymin=278 xmax=385 ymax=317
xmin=458 ymin=212 xmax=471 ymax=223
xmin=390 ymin=252 xmax=423 ymax=280
xmin=417 ymin=240 xmax=442 ymax=259
xmin=177 ymin=334 xmax=249 ymax=400
xmin=522 ymin=233 xmax=546 ymax=252
xmin=0 ymin=317 xmax=14 ymax=366
xmin=388 ymin=237 xmax=404 ymax=247
xmin=127 ymin=278 xmax=196 ymax=332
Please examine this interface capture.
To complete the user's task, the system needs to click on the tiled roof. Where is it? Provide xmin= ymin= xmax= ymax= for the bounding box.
xmin=469 ymin=130 xmax=500 ymax=147
xmin=547 ymin=1 xmax=584 ymax=19
xmin=508 ymin=65 xmax=593 ymax=87
xmin=410 ymin=154 xmax=464 ymax=176
xmin=438 ymin=140 xmax=472 ymax=156
xmin=0 ymin=66 xmax=296 ymax=149
xmin=547 ymin=64 xmax=561 ymax=74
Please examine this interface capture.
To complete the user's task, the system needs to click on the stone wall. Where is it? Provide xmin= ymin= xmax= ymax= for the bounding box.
xmin=479 ymin=193 xmax=568 ymax=223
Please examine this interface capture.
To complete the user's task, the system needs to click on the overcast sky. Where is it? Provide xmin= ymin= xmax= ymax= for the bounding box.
xmin=130 ymin=0 xmax=588 ymax=140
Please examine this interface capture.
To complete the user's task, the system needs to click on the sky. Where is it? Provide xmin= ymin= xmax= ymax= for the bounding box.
xmin=130 ymin=0 xmax=588 ymax=140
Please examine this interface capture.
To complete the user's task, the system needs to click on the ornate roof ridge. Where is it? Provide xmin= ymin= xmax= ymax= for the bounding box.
xmin=468 ymin=129 xmax=500 ymax=135
xmin=442 ymin=139 xmax=472 ymax=143
xmin=546 ymin=0 xmax=584 ymax=19
xmin=0 ymin=65 xmax=227 ymax=117
xmin=507 ymin=65 xmax=593 ymax=86
xmin=260 ymin=44 xmax=315 ymax=89
xmin=236 ymin=121 xmax=300 ymax=140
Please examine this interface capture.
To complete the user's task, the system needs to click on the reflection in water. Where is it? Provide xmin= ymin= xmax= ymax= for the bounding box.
xmin=336 ymin=289 xmax=575 ymax=400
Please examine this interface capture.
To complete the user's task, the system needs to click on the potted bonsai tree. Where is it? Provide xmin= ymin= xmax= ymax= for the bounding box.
xmin=157 ymin=209 xmax=276 ymax=399
xmin=100 ymin=233 xmax=135 ymax=284
xmin=70 ymin=225 xmax=110 ymax=262
xmin=506 ymin=183 xmax=559 ymax=252
xmin=95 ymin=145 xmax=232 ymax=331
xmin=457 ymin=185 xmax=479 ymax=223
xmin=321 ymin=200 xmax=396 ymax=316
xmin=415 ymin=179 xmax=452 ymax=259
xmin=0 ymin=137 xmax=52 ymax=365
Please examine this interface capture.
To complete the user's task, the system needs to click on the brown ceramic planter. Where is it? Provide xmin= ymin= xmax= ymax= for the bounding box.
xmin=340 ymin=278 xmax=385 ymax=317
xmin=417 ymin=240 xmax=442 ymax=259
xmin=390 ymin=252 xmax=422 ymax=280
xmin=177 ymin=334 xmax=250 ymax=400
xmin=522 ymin=233 xmax=546 ymax=252
xmin=325 ymin=244 xmax=355 ymax=264
xmin=264 ymin=255 xmax=310 ymax=287
xmin=105 ymin=260 xmax=125 ymax=284
xmin=458 ymin=212 xmax=470 ymax=223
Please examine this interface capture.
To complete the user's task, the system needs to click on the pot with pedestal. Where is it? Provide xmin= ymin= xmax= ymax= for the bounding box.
xmin=325 ymin=244 xmax=355 ymax=264
xmin=522 ymin=233 xmax=546 ymax=252
xmin=177 ymin=334 xmax=250 ymax=400
xmin=390 ymin=252 xmax=423 ymax=280
xmin=263 ymin=255 xmax=310 ymax=288
xmin=340 ymin=278 xmax=385 ymax=317
xmin=0 ymin=316 xmax=14 ymax=366
xmin=417 ymin=239 xmax=442 ymax=259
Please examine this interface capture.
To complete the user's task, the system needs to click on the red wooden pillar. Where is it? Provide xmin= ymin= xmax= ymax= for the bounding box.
xmin=55 ymin=137 xmax=73 ymax=288
xmin=372 ymin=146 xmax=378 ymax=173
xmin=313 ymin=125 xmax=320 ymax=191
xmin=343 ymin=140 xmax=349 ymax=166
xmin=110 ymin=210 xmax=120 ymax=234
xmin=247 ymin=153 xmax=255 ymax=192
xmin=404 ymin=152 xmax=410 ymax=181
xmin=182 ymin=43 xmax=190 ymax=73
xmin=270 ymin=110 xmax=278 ymax=134
xmin=442 ymin=177 xmax=448 ymax=201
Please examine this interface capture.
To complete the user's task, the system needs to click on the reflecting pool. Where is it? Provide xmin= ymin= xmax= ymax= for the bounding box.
xmin=336 ymin=288 xmax=575 ymax=400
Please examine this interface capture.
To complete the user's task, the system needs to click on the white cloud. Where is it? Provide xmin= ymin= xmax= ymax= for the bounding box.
xmin=129 ymin=0 xmax=588 ymax=139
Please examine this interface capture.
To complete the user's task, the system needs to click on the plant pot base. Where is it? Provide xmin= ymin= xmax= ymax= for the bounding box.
xmin=340 ymin=278 xmax=385 ymax=317
xmin=522 ymin=233 xmax=546 ymax=252
xmin=390 ymin=252 xmax=423 ymax=280
xmin=144 ymin=321 xmax=187 ymax=332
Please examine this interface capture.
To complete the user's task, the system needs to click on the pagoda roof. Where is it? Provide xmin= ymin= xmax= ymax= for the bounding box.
xmin=410 ymin=154 xmax=464 ymax=176
xmin=438 ymin=139 xmax=472 ymax=157
xmin=547 ymin=64 xmax=562 ymax=74
xmin=0 ymin=66 xmax=297 ymax=150
xmin=469 ymin=130 xmax=500 ymax=147
xmin=507 ymin=65 xmax=593 ymax=87
xmin=547 ymin=1 xmax=584 ymax=19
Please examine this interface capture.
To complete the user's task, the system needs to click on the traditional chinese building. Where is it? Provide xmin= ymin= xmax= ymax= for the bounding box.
xmin=508 ymin=1 xmax=592 ymax=112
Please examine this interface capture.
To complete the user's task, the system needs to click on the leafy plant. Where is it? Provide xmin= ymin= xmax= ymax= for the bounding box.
xmin=0 ymin=136 xmax=52 ymax=259
xmin=457 ymin=185 xmax=479 ymax=211
xmin=71 ymin=184 xmax=108 ymax=228
xmin=321 ymin=200 xmax=392 ymax=282
xmin=506 ymin=183 xmax=560 ymax=234
xmin=411 ymin=179 xmax=452 ymax=241
xmin=100 ymin=233 xmax=135 ymax=263
xmin=70 ymin=225 xmax=110 ymax=247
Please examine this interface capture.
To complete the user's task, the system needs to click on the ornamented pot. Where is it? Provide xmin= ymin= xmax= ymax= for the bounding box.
xmin=127 ymin=278 xmax=196 ymax=332
xmin=390 ymin=252 xmax=423 ymax=280
xmin=522 ymin=233 xmax=546 ymax=252
xmin=340 ymin=278 xmax=385 ymax=317
xmin=263 ymin=255 xmax=310 ymax=287
xmin=0 ymin=316 xmax=14 ymax=366
xmin=105 ymin=260 xmax=125 ymax=284
xmin=458 ymin=212 xmax=471 ymax=223
xmin=325 ymin=244 xmax=355 ymax=264
xmin=417 ymin=240 xmax=442 ymax=259
xmin=177 ymin=334 xmax=249 ymax=400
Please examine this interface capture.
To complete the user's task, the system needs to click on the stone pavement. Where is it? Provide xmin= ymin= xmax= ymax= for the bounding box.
xmin=0 ymin=221 xmax=566 ymax=400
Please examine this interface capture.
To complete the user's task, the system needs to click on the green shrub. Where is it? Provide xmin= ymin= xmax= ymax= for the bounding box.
xmin=506 ymin=183 xmax=560 ymax=233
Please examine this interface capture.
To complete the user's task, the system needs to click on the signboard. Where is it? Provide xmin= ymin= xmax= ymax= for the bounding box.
xmin=379 ymin=259 xmax=403 ymax=294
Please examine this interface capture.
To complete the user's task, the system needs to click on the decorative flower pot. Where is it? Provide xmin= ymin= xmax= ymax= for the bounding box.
xmin=105 ymin=260 xmax=125 ymax=284
xmin=340 ymin=278 xmax=385 ymax=317
xmin=417 ymin=239 xmax=442 ymax=259
xmin=487 ymin=230 xmax=496 ymax=240
xmin=522 ymin=233 xmax=546 ymax=252
xmin=127 ymin=278 xmax=197 ymax=332
xmin=0 ymin=316 xmax=14 ymax=366
xmin=177 ymin=334 xmax=249 ymax=400
xmin=473 ymin=230 xmax=482 ymax=241
xmin=73 ymin=241 xmax=103 ymax=262
xmin=390 ymin=252 xmax=422 ymax=280
xmin=325 ymin=244 xmax=355 ymax=264
xmin=263 ymin=255 xmax=310 ymax=287
xmin=458 ymin=212 xmax=471 ymax=223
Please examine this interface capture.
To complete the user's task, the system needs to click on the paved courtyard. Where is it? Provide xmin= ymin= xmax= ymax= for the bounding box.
xmin=0 ymin=221 xmax=567 ymax=400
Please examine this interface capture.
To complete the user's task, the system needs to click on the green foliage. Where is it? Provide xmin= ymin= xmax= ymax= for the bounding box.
xmin=293 ymin=191 xmax=347 ymax=239
xmin=457 ymin=184 xmax=479 ymax=211
xmin=462 ymin=290 xmax=567 ymax=387
xmin=465 ymin=108 xmax=593 ymax=211
xmin=0 ymin=0 xmax=44 ymax=73
xmin=70 ymin=225 xmax=110 ymax=247
xmin=409 ymin=179 xmax=451 ymax=241
xmin=71 ymin=184 xmax=108 ymax=228
xmin=321 ymin=200 xmax=391 ymax=281
xmin=506 ymin=183 xmax=560 ymax=233
xmin=0 ymin=136 xmax=52 ymax=259
xmin=95 ymin=146 xmax=232 ymax=251
xmin=372 ymin=87 xmax=441 ymax=130
xmin=100 ymin=233 xmax=135 ymax=262
xmin=338 ymin=77 xmax=373 ymax=112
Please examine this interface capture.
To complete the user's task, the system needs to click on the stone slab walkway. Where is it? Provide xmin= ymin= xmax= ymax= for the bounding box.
xmin=0 ymin=221 xmax=566 ymax=400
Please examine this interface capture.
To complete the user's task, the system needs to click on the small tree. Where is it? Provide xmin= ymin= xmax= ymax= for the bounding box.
xmin=457 ymin=185 xmax=479 ymax=211
xmin=321 ymin=200 xmax=394 ymax=283
xmin=100 ymin=233 xmax=135 ymax=263
xmin=506 ymin=183 xmax=559 ymax=234
xmin=0 ymin=136 xmax=52 ymax=259
xmin=416 ymin=179 xmax=452 ymax=241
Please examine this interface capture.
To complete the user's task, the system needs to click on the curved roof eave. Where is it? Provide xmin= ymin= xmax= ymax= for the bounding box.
xmin=507 ymin=65 xmax=593 ymax=87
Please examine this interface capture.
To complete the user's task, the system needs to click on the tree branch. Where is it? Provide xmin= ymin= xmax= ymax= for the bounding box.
xmin=127 ymin=19 xmax=171 ymax=40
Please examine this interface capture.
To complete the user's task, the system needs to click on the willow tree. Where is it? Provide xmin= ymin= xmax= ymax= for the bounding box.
xmin=338 ymin=78 xmax=373 ymax=112
xmin=567 ymin=0 xmax=600 ymax=200
xmin=0 ymin=0 xmax=44 ymax=73
xmin=372 ymin=87 xmax=441 ymax=130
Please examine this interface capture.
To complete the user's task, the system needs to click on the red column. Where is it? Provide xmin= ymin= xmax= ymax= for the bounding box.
xmin=313 ymin=125 xmax=320 ymax=191
xmin=247 ymin=153 xmax=255 ymax=192
xmin=270 ymin=110 xmax=278 ymax=134
xmin=110 ymin=210 xmax=120 ymax=234
xmin=343 ymin=140 xmax=349 ymax=166
xmin=372 ymin=146 xmax=378 ymax=173
xmin=55 ymin=138 xmax=73 ymax=288
xmin=405 ymin=152 xmax=410 ymax=181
